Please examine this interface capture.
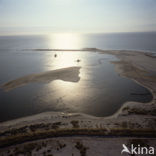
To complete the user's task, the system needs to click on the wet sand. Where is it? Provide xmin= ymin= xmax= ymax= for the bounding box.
xmin=1 ymin=66 xmax=81 ymax=91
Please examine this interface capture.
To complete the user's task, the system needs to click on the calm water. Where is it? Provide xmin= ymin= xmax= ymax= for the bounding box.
xmin=0 ymin=32 xmax=155 ymax=122
xmin=0 ymin=32 xmax=156 ymax=52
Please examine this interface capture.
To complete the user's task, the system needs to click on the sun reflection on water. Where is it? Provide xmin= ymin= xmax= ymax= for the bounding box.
xmin=42 ymin=33 xmax=89 ymax=109
xmin=44 ymin=51 xmax=87 ymax=98
xmin=49 ymin=33 xmax=83 ymax=49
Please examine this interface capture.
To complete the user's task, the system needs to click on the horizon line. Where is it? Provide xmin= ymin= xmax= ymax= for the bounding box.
xmin=0 ymin=31 xmax=156 ymax=37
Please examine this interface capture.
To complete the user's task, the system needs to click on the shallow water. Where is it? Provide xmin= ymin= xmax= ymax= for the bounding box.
xmin=0 ymin=49 xmax=153 ymax=122
xmin=0 ymin=33 xmax=155 ymax=121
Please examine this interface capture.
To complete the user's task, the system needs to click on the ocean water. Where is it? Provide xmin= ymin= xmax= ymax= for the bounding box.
xmin=0 ymin=32 xmax=155 ymax=122
xmin=0 ymin=32 xmax=156 ymax=52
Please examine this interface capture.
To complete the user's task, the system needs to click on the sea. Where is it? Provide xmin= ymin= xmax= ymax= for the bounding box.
xmin=0 ymin=32 xmax=155 ymax=122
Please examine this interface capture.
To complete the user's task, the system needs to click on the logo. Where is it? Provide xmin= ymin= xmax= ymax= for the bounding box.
xmin=121 ymin=144 xmax=131 ymax=154
xmin=121 ymin=144 xmax=155 ymax=155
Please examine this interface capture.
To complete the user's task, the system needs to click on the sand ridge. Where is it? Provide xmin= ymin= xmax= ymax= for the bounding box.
xmin=1 ymin=66 xmax=81 ymax=91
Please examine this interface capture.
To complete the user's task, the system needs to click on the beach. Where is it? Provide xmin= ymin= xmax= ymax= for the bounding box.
xmin=1 ymin=66 xmax=81 ymax=91
xmin=1 ymin=0 xmax=156 ymax=155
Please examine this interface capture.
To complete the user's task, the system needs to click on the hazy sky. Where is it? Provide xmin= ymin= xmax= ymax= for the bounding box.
xmin=0 ymin=0 xmax=156 ymax=34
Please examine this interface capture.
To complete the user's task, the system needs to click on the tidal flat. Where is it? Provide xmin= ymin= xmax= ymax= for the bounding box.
xmin=0 ymin=49 xmax=153 ymax=121
xmin=0 ymin=49 xmax=156 ymax=155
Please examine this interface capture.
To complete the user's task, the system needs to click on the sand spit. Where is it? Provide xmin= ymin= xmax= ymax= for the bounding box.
xmin=23 ymin=48 xmax=97 ymax=51
xmin=1 ymin=66 xmax=81 ymax=91
xmin=0 ymin=49 xmax=156 ymax=153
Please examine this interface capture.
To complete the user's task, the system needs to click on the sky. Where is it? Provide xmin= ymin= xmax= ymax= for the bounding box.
xmin=0 ymin=0 xmax=156 ymax=35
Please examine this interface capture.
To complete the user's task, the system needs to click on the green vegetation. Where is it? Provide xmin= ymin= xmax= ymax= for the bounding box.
xmin=71 ymin=120 xmax=79 ymax=128
xmin=122 ymin=106 xmax=156 ymax=116
xmin=75 ymin=141 xmax=89 ymax=156
xmin=1 ymin=127 xmax=156 ymax=149
xmin=13 ymin=143 xmax=37 ymax=155
xmin=57 ymin=141 xmax=66 ymax=149
xmin=51 ymin=122 xmax=62 ymax=129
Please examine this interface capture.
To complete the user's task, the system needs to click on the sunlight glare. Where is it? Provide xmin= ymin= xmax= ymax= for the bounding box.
xmin=49 ymin=33 xmax=82 ymax=49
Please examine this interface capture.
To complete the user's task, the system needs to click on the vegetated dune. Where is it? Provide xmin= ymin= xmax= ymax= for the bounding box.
xmin=1 ymin=66 xmax=81 ymax=91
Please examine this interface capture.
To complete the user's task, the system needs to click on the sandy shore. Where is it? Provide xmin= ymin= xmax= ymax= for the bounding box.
xmin=0 ymin=49 xmax=156 ymax=155
xmin=1 ymin=66 xmax=81 ymax=91
xmin=1 ymin=136 xmax=156 ymax=156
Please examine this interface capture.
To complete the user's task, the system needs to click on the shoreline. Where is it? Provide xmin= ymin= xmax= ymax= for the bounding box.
xmin=0 ymin=49 xmax=156 ymax=149
xmin=1 ymin=66 xmax=81 ymax=91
